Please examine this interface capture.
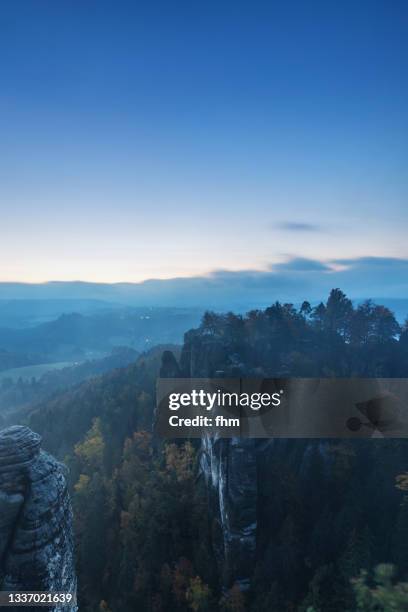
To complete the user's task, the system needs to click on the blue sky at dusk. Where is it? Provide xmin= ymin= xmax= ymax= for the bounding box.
xmin=0 ymin=1 xmax=407 ymax=283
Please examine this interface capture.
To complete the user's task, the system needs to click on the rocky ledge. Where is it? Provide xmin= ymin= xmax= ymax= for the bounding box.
xmin=0 ymin=426 xmax=77 ymax=611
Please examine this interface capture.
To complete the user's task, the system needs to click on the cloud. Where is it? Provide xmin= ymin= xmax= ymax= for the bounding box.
xmin=275 ymin=221 xmax=322 ymax=232
xmin=1 ymin=257 xmax=408 ymax=317
xmin=333 ymin=257 xmax=408 ymax=270
xmin=272 ymin=258 xmax=332 ymax=272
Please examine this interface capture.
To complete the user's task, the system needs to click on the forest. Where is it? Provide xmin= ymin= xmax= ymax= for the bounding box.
xmin=13 ymin=289 xmax=408 ymax=611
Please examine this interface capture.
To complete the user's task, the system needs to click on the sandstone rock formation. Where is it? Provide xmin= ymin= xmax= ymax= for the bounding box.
xmin=0 ymin=426 xmax=77 ymax=610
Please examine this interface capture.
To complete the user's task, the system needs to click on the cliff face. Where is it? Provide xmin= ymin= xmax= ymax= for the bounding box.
xmin=162 ymin=335 xmax=259 ymax=590
xmin=0 ymin=426 xmax=77 ymax=611
xmin=200 ymin=434 xmax=258 ymax=590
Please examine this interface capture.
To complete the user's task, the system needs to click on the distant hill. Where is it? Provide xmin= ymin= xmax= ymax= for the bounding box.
xmin=0 ymin=298 xmax=122 ymax=328
xmin=0 ymin=308 xmax=201 ymax=362
xmin=0 ymin=346 xmax=140 ymax=421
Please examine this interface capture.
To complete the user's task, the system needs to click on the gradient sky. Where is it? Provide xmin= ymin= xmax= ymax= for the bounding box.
xmin=1 ymin=1 xmax=407 ymax=282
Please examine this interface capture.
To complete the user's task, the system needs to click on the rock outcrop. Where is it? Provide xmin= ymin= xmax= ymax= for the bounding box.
xmin=162 ymin=339 xmax=258 ymax=591
xmin=0 ymin=426 xmax=77 ymax=610
xmin=200 ymin=434 xmax=257 ymax=590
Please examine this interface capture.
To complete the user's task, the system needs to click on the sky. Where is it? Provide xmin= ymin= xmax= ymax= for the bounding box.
xmin=0 ymin=0 xmax=407 ymax=284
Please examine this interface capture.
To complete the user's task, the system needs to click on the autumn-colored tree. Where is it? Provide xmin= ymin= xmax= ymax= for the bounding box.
xmin=74 ymin=417 xmax=105 ymax=471
xmin=165 ymin=441 xmax=195 ymax=482
xmin=186 ymin=576 xmax=212 ymax=611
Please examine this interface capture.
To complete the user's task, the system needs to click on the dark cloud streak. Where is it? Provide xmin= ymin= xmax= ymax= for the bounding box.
xmin=276 ymin=221 xmax=322 ymax=232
